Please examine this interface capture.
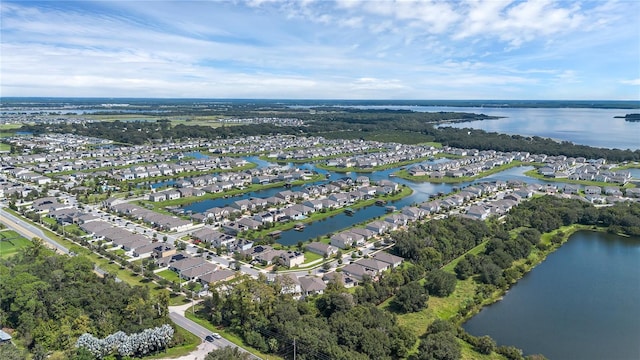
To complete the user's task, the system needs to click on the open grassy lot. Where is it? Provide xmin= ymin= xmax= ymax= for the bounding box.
xmin=0 ymin=124 xmax=23 ymax=138
xmin=0 ymin=230 xmax=31 ymax=258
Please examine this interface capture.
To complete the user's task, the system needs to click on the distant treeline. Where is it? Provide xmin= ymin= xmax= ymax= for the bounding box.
xmin=615 ymin=113 xmax=640 ymax=122
xmin=3 ymin=98 xmax=639 ymax=109
xmin=19 ymin=107 xmax=640 ymax=161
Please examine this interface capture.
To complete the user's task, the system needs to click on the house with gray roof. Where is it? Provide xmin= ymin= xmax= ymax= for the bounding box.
xmin=199 ymin=268 xmax=236 ymax=285
xmin=373 ymin=252 xmax=404 ymax=268
xmin=299 ymin=276 xmax=327 ymax=297
xmin=306 ymin=242 xmax=338 ymax=257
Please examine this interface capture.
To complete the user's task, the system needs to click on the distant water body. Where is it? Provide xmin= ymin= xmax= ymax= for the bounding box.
xmin=342 ymin=105 xmax=640 ymax=150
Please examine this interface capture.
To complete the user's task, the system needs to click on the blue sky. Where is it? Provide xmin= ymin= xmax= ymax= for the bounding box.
xmin=1 ymin=0 xmax=639 ymax=99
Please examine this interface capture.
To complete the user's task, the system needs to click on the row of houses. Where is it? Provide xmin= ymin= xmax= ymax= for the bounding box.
xmin=109 ymin=203 xmax=192 ymax=232
xmin=191 ymin=226 xmax=253 ymax=252
xmin=194 ymin=180 xmax=400 ymax=231
xmin=0 ymin=180 xmax=36 ymax=199
xmin=115 ymin=157 xmax=251 ymax=182
xmin=274 ymin=251 xmax=405 ymax=298
xmin=325 ymin=143 xmax=437 ymax=169
xmin=79 ymin=219 xmax=177 ymax=258
xmin=157 ymin=253 xmax=236 ymax=284
xmin=340 ymin=252 xmax=404 ymax=281
xmin=408 ymin=150 xmax=530 ymax=178
xmin=538 ymin=161 xmax=632 ymax=184
xmin=147 ymin=168 xmax=315 ymax=202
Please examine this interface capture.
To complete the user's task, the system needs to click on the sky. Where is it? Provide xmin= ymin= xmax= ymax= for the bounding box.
xmin=1 ymin=0 xmax=639 ymax=100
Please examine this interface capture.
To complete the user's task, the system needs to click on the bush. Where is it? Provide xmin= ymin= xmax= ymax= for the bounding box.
xmin=476 ymin=335 xmax=496 ymax=355
xmin=496 ymin=345 xmax=524 ymax=360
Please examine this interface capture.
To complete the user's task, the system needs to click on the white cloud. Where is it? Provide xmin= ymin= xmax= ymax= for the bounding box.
xmin=453 ymin=0 xmax=584 ymax=47
xmin=1 ymin=0 xmax=638 ymax=99
xmin=620 ymin=79 xmax=640 ymax=86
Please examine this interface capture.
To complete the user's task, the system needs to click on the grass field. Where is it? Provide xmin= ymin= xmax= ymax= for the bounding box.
xmin=0 ymin=230 xmax=31 ymax=258
xmin=158 ymin=269 xmax=182 ymax=283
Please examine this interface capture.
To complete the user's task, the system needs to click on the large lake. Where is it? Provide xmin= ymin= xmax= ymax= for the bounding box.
xmin=345 ymin=105 xmax=640 ymax=150
xmin=463 ymin=231 xmax=640 ymax=360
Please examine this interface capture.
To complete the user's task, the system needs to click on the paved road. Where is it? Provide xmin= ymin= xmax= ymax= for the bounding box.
xmin=169 ymin=311 xmax=213 ymax=340
xmin=169 ymin=304 xmax=262 ymax=359
xmin=0 ymin=206 xmax=69 ymax=255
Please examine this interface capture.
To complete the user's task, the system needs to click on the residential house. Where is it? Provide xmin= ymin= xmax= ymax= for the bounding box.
xmin=198 ymin=269 xmax=236 ymax=286
xmin=298 ymin=276 xmax=327 ymax=297
xmin=330 ymin=232 xmax=354 ymax=249
xmin=306 ymin=242 xmax=338 ymax=257
xmin=373 ymin=252 xmax=404 ymax=268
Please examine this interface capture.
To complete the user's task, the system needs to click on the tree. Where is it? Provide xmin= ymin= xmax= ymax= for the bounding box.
xmin=415 ymin=331 xmax=461 ymax=360
xmin=392 ymin=281 xmax=429 ymax=313
xmin=424 ymin=270 xmax=457 ymax=297
xmin=426 ymin=319 xmax=457 ymax=335
xmin=322 ymin=262 xmax=332 ymax=271
xmin=454 ymin=254 xmax=476 ymax=280
xmin=0 ymin=343 xmax=26 ymax=360
xmin=478 ymin=261 xmax=504 ymax=286
xmin=476 ymin=335 xmax=496 ymax=355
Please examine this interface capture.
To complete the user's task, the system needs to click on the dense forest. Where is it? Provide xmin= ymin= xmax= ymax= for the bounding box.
xmin=19 ymin=107 xmax=640 ymax=160
xmin=0 ymin=240 xmax=182 ymax=359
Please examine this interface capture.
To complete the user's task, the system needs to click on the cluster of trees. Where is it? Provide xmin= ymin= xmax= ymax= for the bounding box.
xmin=0 ymin=240 xmax=180 ymax=358
xmin=431 ymin=127 xmax=640 ymax=161
xmin=198 ymin=259 xmax=466 ymax=359
xmin=413 ymin=320 xmax=461 ymax=360
xmin=391 ymin=197 xmax=640 ymax=293
xmin=201 ymin=275 xmax=416 ymax=360
xmin=391 ymin=217 xmax=490 ymax=270
xmin=504 ymin=196 xmax=640 ymax=235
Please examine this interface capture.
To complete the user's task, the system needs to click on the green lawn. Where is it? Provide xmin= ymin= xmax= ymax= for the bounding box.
xmin=442 ymin=241 xmax=488 ymax=273
xmin=302 ymin=250 xmax=323 ymax=263
xmin=158 ymin=269 xmax=182 ymax=283
xmin=144 ymin=327 xmax=200 ymax=359
xmin=0 ymin=231 xmax=31 ymax=258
